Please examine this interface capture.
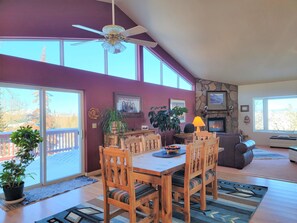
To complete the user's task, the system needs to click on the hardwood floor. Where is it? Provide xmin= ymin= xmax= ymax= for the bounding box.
xmin=0 ymin=174 xmax=297 ymax=223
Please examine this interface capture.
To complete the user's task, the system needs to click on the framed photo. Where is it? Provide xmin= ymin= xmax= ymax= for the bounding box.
xmin=206 ymin=91 xmax=227 ymax=111
xmin=240 ymin=105 xmax=249 ymax=112
xmin=170 ymin=99 xmax=186 ymax=123
xmin=114 ymin=93 xmax=142 ymax=117
xmin=64 ymin=211 xmax=82 ymax=223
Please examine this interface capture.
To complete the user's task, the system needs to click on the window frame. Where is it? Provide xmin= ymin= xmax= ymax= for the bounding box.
xmin=143 ymin=47 xmax=193 ymax=91
xmin=253 ymin=95 xmax=297 ymax=133
xmin=0 ymin=37 xmax=194 ymax=89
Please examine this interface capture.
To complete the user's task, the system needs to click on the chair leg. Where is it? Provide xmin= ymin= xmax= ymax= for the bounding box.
xmin=129 ymin=207 xmax=137 ymax=223
xmin=213 ymin=179 xmax=218 ymax=200
xmin=153 ymin=195 xmax=160 ymax=223
xmin=200 ymin=185 xmax=206 ymax=211
xmin=184 ymin=192 xmax=191 ymax=223
xmin=104 ymin=201 xmax=110 ymax=223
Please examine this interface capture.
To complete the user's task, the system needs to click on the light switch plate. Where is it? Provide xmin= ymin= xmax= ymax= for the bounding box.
xmin=92 ymin=123 xmax=97 ymax=129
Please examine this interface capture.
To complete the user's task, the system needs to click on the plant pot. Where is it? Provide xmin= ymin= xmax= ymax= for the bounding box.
xmin=3 ymin=181 xmax=24 ymax=201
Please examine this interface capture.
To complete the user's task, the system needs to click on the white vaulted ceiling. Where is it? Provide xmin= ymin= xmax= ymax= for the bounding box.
xmin=100 ymin=0 xmax=297 ymax=85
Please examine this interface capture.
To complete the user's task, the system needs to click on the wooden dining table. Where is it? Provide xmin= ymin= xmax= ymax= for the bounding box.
xmin=132 ymin=146 xmax=185 ymax=222
xmin=132 ymin=145 xmax=224 ymax=222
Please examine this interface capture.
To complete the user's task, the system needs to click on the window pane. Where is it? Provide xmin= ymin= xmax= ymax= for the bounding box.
xmin=64 ymin=40 xmax=104 ymax=74
xmin=268 ymin=98 xmax=297 ymax=131
xmin=108 ymin=43 xmax=136 ymax=80
xmin=254 ymin=99 xmax=264 ymax=131
xmin=0 ymin=86 xmax=41 ymax=188
xmin=143 ymin=48 xmax=161 ymax=85
xmin=163 ymin=63 xmax=177 ymax=88
xmin=0 ymin=39 xmax=60 ymax=65
xmin=179 ymin=76 xmax=192 ymax=90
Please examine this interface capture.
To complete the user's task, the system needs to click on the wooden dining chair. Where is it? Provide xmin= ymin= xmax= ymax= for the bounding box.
xmin=203 ymin=136 xmax=220 ymax=200
xmin=99 ymin=146 xmax=160 ymax=223
xmin=193 ymin=130 xmax=216 ymax=141
xmin=171 ymin=141 xmax=206 ymax=223
xmin=141 ymin=134 xmax=162 ymax=152
xmin=120 ymin=136 xmax=143 ymax=154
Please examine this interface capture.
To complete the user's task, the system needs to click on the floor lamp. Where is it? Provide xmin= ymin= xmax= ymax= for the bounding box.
xmin=192 ymin=116 xmax=205 ymax=133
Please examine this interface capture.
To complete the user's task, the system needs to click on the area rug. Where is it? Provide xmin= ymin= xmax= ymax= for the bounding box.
xmin=253 ymin=148 xmax=286 ymax=160
xmin=36 ymin=179 xmax=268 ymax=223
xmin=0 ymin=176 xmax=98 ymax=212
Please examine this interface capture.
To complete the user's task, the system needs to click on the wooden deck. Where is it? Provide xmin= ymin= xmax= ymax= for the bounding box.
xmin=0 ymin=149 xmax=81 ymax=189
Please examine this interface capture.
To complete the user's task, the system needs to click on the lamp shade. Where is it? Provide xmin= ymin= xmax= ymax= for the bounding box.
xmin=192 ymin=116 xmax=205 ymax=127
xmin=192 ymin=116 xmax=205 ymax=132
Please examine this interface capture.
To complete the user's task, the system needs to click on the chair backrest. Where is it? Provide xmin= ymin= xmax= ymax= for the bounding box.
xmin=99 ymin=146 xmax=134 ymax=193
xmin=120 ymin=136 xmax=143 ymax=154
xmin=142 ymin=134 xmax=162 ymax=151
xmin=193 ymin=131 xmax=216 ymax=141
xmin=203 ymin=137 xmax=219 ymax=172
xmin=184 ymin=140 xmax=205 ymax=180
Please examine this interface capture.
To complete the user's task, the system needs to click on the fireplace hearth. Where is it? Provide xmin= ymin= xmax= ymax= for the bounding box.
xmin=207 ymin=117 xmax=226 ymax=132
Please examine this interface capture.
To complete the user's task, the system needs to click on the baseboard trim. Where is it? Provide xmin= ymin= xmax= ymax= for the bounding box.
xmin=85 ymin=169 xmax=101 ymax=176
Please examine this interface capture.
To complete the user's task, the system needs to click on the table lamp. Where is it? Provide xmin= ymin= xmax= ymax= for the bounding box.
xmin=192 ymin=116 xmax=205 ymax=132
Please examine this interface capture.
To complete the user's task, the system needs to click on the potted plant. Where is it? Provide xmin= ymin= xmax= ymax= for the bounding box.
xmin=101 ymin=108 xmax=127 ymax=134
xmin=148 ymin=106 xmax=188 ymax=145
xmin=0 ymin=125 xmax=43 ymax=202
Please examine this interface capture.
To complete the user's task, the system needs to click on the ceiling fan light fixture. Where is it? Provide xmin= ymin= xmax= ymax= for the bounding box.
xmin=102 ymin=41 xmax=126 ymax=54
xmin=102 ymin=25 xmax=125 ymax=34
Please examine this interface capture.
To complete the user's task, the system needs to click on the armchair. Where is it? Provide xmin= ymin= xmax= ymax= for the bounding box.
xmin=216 ymin=133 xmax=255 ymax=169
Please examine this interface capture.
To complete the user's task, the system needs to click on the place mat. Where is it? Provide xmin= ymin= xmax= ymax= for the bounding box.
xmin=152 ymin=148 xmax=186 ymax=158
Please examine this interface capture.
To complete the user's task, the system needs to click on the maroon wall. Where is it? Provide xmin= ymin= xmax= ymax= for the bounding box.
xmin=0 ymin=0 xmax=196 ymax=172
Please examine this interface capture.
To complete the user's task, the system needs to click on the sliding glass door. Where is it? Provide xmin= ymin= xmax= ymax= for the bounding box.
xmin=0 ymin=86 xmax=41 ymax=187
xmin=0 ymin=84 xmax=84 ymax=188
xmin=45 ymin=90 xmax=83 ymax=182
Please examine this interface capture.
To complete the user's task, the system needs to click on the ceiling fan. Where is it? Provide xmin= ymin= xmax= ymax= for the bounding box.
xmin=72 ymin=0 xmax=157 ymax=54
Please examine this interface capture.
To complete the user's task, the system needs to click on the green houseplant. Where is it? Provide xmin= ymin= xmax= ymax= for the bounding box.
xmin=148 ymin=106 xmax=188 ymax=144
xmin=101 ymin=108 xmax=127 ymax=134
xmin=0 ymin=125 xmax=43 ymax=201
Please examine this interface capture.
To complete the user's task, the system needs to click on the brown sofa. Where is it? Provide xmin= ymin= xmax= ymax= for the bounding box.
xmin=216 ymin=133 xmax=255 ymax=169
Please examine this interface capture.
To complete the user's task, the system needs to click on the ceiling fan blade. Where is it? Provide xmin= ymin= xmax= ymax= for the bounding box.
xmin=72 ymin=25 xmax=105 ymax=36
xmin=121 ymin=26 xmax=147 ymax=37
xmin=126 ymin=38 xmax=157 ymax=48
xmin=71 ymin=39 xmax=105 ymax=46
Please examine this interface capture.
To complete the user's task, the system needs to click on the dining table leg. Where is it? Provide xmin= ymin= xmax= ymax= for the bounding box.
xmin=161 ymin=174 xmax=172 ymax=222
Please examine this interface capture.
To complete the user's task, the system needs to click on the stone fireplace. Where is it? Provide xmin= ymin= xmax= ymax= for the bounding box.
xmin=207 ymin=117 xmax=226 ymax=132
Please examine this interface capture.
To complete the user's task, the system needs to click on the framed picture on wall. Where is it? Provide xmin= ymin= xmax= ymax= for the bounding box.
xmin=114 ymin=93 xmax=142 ymax=117
xmin=170 ymin=99 xmax=186 ymax=123
xmin=206 ymin=91 xmax=227 ymax=111
xmin=240 ymin=105 xmax=249 ymax=112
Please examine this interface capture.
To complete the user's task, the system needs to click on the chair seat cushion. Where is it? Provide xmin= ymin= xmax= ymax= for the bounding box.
xmin=109 ymin=182 xmax=156 ymax=204
xmin=172 ymin=170 xmax=202 ymax=189
xmin=172 ymin=170 xmax=216 ymax=189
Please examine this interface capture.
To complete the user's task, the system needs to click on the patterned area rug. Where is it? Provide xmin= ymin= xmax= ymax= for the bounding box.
xmin=0 ymin=176 xmax=98 ymax=212
xmin=36 ymin=179 xmax=268 ymax=223
xmin=253 ymin=148 xmax=287 ymax=160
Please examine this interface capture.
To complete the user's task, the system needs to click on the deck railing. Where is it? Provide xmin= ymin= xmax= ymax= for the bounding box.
xmin=0 ymin=128 xmax=79 ymax=161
